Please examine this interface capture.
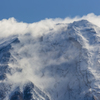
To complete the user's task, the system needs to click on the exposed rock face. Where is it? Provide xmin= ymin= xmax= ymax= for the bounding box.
xmin=1 ymin=20 xmax=100 ymax=100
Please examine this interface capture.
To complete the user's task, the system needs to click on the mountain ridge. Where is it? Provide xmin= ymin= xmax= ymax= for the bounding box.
xmin=0 ymin=19 xmax=100 ymax=100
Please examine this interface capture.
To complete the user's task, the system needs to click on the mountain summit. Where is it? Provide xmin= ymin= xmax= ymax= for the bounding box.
xmin=0 ymin=20 xmax=100 ymax=100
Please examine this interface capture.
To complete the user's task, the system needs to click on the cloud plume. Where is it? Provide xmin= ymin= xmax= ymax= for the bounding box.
xmin=1 ymin=13 xmax=100 ymax=100
xmin=0 ymin=13 xmax=100 ymax=38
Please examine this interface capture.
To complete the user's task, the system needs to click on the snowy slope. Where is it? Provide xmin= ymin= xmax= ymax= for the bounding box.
xmin=0 ymin=20 xmax=100 ymax=100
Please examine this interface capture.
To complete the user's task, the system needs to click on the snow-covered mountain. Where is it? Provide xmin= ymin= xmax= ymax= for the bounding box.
xmin=0 ymin=19 xmax=100 ymax=100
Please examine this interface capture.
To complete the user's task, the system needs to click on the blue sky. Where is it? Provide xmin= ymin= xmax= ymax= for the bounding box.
xmin=0 ymin=0 xmax=100 ymax=23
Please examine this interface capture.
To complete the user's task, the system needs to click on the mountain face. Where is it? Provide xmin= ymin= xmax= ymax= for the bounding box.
xmin=0 ymin=20 xmax=100 ymax=100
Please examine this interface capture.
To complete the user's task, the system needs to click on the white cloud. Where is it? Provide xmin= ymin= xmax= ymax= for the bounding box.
xmin=1 ymin=13 xmax=100 ymax=99
xmin=0 ymin=13 xmax=100 ymax=38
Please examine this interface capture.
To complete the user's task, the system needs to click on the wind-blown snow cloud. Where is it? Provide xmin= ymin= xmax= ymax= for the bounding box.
xmin=1 ymin=13 xmax=99 ymax=86
xmin=0 ymin=13 xmax=100 ymax=38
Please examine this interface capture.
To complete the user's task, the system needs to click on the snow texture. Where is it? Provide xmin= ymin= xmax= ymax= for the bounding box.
xmin=1 ymin=17 xmax=100 ymax=100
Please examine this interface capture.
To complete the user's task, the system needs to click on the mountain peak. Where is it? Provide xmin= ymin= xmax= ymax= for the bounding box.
xmin=0 ymin=19 xmax=100 ymax=100
xmin=69 ymin=19 xmax=93 ymax=28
